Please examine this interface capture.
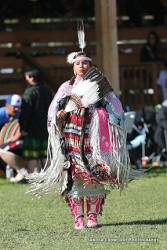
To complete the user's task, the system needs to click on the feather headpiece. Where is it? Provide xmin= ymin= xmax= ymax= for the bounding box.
xmin=65 ymin=66 xmax=114 ymax=112
xmin=67 ymin=52 xmax=78 ymax=64
xmin=66 ymin=19 xmax=88 ymax=64
xmin=77 ymin=19 xmax=86 ymax=52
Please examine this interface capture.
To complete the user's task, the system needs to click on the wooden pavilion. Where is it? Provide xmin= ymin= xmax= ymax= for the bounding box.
xmin=0 ymin=0 xmax=167 ymax=109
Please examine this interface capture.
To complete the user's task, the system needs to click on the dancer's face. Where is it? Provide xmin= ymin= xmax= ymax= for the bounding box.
xmin=73 ymin=55 xmax=91 ymax=77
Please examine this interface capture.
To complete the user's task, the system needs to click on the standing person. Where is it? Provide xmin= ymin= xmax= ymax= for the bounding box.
xmin=157 ymin=59 xmax=167 ymax=102
xmin=139 ymin=31 xmax=163 ymax=62
xmin=27 ymin=21 xmax=140 ymax=230
xmin=153 ymin=100 xmax=167 ymax=165
xmin=10 ymin=69 xmax=53 ymax=182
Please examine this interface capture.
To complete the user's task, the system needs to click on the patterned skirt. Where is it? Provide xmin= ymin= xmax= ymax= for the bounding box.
xmin=64 ymin=109 xmax=91 ymax=172
xmin=63 ymin=109 xmax=111 ymax=198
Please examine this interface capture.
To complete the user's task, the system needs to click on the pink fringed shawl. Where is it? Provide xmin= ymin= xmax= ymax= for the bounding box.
xmin=96 ymin=107 xmax=112 ymax=152
xmin=27 ymin=78 xmax=138 ymax=198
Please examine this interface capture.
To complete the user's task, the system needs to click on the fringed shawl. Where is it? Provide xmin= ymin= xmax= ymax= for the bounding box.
xmin=26 ymin=80 xmax=140 ymax=198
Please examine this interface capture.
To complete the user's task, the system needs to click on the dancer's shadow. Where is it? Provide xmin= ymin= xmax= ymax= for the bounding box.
xmin=101 ymin=218 xmax=167 ymax=227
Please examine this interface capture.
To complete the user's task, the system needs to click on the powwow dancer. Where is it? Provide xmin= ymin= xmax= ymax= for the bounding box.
xmin=27 ymin=20 xmax=141 ymax=230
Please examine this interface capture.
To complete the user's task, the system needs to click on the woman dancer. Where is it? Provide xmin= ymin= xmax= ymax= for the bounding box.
xmin=27 ymin=21 xmax=139 ymax=230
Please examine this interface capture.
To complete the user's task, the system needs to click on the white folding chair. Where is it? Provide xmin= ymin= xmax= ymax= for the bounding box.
xmin=124 ymin=111 xmax=136 ymax=134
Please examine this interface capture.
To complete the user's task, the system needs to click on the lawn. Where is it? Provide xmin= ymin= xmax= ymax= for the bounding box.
xmin=0 ymin=167 xmax=167 ymax=250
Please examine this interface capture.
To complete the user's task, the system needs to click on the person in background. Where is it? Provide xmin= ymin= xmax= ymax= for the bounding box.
xmin=157 ymin=59 xmax=167 ymax=102
xmin=9 ymin=69 xmax=53 ymax=183
xmin=0 ymin=94 xmax=21 ymax=128
xmin=153 ymin=100 xmax=167 ymax=166
xmin=0 ymin=94 xmax=27 ymax=180
xmin=140 ymin=31 xmax=163 ymax=62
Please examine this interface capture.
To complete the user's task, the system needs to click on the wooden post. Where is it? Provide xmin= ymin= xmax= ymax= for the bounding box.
xmin=94 ymin=0 xmax=120 ymax=96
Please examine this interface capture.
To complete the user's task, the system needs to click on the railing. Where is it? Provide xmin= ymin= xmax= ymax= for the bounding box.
xmin=0 ymin=57 xmax=164 ymax=109
xmin=119 ymin=62 xmax=163 ymax=110
xmin=0 ymin=25 xmax=167 ymax=109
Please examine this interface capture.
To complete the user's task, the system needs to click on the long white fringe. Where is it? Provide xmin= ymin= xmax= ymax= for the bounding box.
xmin=26 ymin=111 xmax=142 ymax=198
xmin=89 ymin=110 xmax=134 ymax=190
xmin=26 ymin=123 xmax=68 ymax=198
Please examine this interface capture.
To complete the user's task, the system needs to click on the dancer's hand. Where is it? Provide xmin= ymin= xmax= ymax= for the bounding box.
xmin=57 ymin=109 xmax=67 ymax=119
xmin=56 ymin=109 xmax=67 ymax=133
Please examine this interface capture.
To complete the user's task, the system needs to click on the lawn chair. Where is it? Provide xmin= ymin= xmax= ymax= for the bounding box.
xmin=124 ymin=111 xmax=136 ymax=134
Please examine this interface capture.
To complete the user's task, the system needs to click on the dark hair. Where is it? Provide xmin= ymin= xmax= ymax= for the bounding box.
xmin=25 ymin=69 xmax=41 ymax=82
xmin=69 ymin=75 xmax=76 ymax=85
xmin=147 ymin=31 xmax=160 ymax=45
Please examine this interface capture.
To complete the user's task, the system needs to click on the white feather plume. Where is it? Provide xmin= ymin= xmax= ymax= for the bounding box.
xmin=77 ymin=20 xmax=86 ymax=51
xmin=65 ymin=99 xmax=79 ymax=112
xmin=71 ymin=79 xmax=98 ymax=97
xmin=81 ymin=89 xmax=99 ymax=107
xmin=65 ymin=67 xmax=113 ymax=112
xmin=67 ymin=52 xmax=78 ymax=64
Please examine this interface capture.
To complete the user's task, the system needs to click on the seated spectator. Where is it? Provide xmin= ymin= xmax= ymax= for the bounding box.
xmin=0 ymin=94 xmax=28 ymax=181
xmin=0 ymin=94 xmax=21 ymax=127
xmin=157 ymin=59 xmax=167 ymax=101
xmin=140 ymin=31 xmax=163 ymax=62
xmin=127 ymin=117 xmax=147 ymax=170
xmin=127 ymin=105 xmax=157 ymax=169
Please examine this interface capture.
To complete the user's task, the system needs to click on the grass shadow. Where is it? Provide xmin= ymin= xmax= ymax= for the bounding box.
xmin=142 ymin=166 xmax=167 ymax=178
xmin=101 ymin=218 xmax=167 ymax=227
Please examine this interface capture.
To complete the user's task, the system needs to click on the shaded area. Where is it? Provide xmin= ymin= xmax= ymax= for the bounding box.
xmin=101 ymin=218 xmax=167 ymax=227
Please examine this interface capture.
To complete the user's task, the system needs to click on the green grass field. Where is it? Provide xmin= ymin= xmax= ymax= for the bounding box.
xmin=0 ymin=167 xmax=167 ymax=250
